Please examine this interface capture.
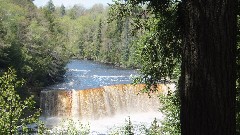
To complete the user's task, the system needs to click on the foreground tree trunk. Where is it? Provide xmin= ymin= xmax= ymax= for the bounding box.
xmin=180 ymin=0 xmax=237 ymax=134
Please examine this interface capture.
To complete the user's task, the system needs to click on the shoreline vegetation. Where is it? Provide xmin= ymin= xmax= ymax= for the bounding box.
xmin=0 ymin=0 xmax=239 ymax=134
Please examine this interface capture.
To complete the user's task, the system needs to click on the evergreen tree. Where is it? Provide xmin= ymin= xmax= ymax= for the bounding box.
xmin=95 ymin=19 xmax=102 ymax=60
xmin=121 ymin=17 xmax=130 ymax=64
xmin=60 ymin=4 xmax=66 ymax=16
xmin=46 ymin=0 xmax=55 ymax=13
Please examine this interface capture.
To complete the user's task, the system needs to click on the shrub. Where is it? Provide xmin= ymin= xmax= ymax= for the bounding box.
xmin=158 ymin=89 xmax=181 ymax=135
xmin=0 ymin=68 xmax=40 ymax=134
xmin=50 ymin=119 xmax=90 ymax=135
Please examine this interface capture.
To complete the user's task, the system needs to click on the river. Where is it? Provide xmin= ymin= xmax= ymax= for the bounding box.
xmin=42 ymin=60 xmax=166 ymax=134
xmin=49 ymin=60 xmax=138 ymax=90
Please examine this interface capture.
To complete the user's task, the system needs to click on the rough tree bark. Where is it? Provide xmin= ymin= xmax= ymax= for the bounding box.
xmin=179 ymin=0 xmax=237 ymax=134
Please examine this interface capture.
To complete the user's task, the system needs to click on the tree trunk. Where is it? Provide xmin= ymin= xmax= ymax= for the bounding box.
xmin=180 ymin=0 xmax=237 ymax=134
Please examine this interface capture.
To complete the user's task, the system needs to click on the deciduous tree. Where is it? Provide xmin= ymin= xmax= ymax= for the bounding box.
xmin=110 ymin=0 xmax=237 ymax=134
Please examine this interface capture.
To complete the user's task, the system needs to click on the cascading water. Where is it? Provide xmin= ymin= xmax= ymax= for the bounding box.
xmin=41 ymin=84 xmax=166 ymax=119
xmin=40 ymin=60 xmax=175 ymax=133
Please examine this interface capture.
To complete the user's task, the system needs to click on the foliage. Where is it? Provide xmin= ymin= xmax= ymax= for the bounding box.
xmin=158 ymin=90 xmax=181 ymax=135
xmin=109 ymin=117 xmax=165 ymax=135
xmin=108 ymin=1 xmax=182 ymax=134
xmin=52 ymin=3 xmax=139 ymax=68
xmin=109 ymin=1 xmax=239 ymax=134
xmin=109 ymin=117 xmax=134 ymax=135
xmin=0 ymin=0 xmax=69 ymax=87
xmin=37 ymin=121 xmax=50 ymax=135
xmin=109 ymin=0 xmax=181 ymax=94
xmin=123 ymin=117 xmax=134 ymax=135
xmin=147 ymin=118 xmax=161 ymax=135
xmin=50 ymin=119 xmax=90 ymax=135
xmin=60 ymin=4 xmax=66 ymax=16
xmin=46 ymin=0 xmax=55 ymax=13
xmin=0 ymin=68 xmax=40 ymax=134
xmin=1 ymin=0 xmax=239 ymax=133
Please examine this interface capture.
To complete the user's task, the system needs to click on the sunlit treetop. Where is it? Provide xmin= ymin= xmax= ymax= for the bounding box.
xmin=109 ymin=0 xmax=182 ymax=93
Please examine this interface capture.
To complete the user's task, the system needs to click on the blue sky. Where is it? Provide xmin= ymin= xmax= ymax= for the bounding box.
xmin=33 ymin=0 xmax=113 ymax=8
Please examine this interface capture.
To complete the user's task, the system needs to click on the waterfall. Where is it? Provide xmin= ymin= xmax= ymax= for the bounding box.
xmin=40 ymin=84 xmax=171 ymax=120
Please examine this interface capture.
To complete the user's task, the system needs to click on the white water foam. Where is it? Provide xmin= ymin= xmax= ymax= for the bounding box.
xmin=87 ymin=111 xmax=164 ymax=134
xmin=43 ymin=111 xmax=164 ymax=134
xmin=41 ymin=83 xmax=175 ymax=134
xmin=68 ymin=69 xmax=90 ymax=72
xmin=92 ymin=75 xmax=127 ymax=78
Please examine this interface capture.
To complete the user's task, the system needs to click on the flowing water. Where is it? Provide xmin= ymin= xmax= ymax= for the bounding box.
xmin=49 ymin=60 xmax=138 ymax=90
xmin=41 ymin=60 xmax=174 ymax=134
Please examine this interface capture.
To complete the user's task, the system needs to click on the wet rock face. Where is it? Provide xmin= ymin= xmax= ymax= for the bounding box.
xmin=40 ymin=84 xmax=170 ymax=120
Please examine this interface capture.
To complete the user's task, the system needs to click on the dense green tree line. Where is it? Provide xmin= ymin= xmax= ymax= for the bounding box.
xmin=51 ymin=3 xmax=140 ymax=68
xmin=0 ymin=0 xmax=164 ymax=90
xmin=0 ymin=0 xmax=70 ymax=88
xmin=54 ymin=1 xmax=180 ymax=71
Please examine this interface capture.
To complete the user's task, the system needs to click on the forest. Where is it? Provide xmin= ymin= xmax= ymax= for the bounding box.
xmin=0 ymin=0 xmax=239 ymax=134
